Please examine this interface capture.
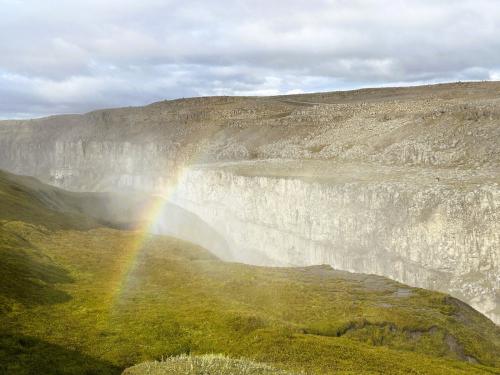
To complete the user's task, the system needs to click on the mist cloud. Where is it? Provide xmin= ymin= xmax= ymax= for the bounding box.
xmin=1 ymin=0 xmax=500 ymax=118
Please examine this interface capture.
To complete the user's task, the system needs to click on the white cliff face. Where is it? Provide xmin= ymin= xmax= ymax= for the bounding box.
xmin=169 ymin=165 xmax=500 ymax=324
xmin=0 ymin=139 xmax=179 ymax=192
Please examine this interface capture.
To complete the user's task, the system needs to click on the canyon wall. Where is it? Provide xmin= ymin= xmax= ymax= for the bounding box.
xmin=0 ymin=82 xmax=498 ymax=322
xmin=169 ymin=164 xmax=499 ymax=323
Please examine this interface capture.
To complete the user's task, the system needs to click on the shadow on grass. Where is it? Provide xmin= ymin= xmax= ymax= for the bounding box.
xmin=0 ymin=332 xmax=121 ymax=375
xmin=0 ymin=237 xmax=74 ymax=307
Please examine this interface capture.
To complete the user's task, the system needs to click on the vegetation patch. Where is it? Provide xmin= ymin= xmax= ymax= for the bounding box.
xmin=123 ymin=354 xmax=298 ymax=375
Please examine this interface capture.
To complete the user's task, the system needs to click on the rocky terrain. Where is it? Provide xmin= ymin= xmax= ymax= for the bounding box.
xmin=0 ymin=81 xmax=499 ymax=323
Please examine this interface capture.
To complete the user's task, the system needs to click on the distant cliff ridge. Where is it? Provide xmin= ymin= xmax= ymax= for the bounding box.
xmin=0 ymin=82 xmax=499 ymax=323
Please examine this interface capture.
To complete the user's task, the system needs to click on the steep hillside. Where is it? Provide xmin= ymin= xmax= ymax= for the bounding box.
xmin=0 ymin=81 xmax=498 ymax=323
xmin=1 ymin=169 xmax=500 ymax=375
xmin=0 ymin=169 xmax=157 ymax=230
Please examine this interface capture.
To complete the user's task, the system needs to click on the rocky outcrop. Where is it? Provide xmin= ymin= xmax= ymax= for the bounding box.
xmin=0 ymin=82 xmax=498 ymax=322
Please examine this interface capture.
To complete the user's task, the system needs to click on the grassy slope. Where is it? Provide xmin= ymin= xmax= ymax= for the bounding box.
xmin=0 ymin=170 xmax=499 ymax=375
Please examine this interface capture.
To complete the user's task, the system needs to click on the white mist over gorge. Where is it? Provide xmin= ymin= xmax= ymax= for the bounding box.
xmin=0 ymin=82 xmax=498 ymax=324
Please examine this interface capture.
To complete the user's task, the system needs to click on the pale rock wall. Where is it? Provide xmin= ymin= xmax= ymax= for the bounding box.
xmin=170 ymin=168 xmax=500 ymax=324
xmin=0 ymin=139 xmax=177 ymax=191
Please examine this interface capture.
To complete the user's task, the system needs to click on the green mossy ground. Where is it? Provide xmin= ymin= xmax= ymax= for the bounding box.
xmin=0 ymin=170 xmax=499 ymax=375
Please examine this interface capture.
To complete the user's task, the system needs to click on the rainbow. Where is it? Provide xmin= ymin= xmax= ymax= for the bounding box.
xmin=108 ymin=165 xmax=193 ymax=311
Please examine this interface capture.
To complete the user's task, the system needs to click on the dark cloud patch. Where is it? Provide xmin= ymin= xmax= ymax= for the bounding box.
xmin=1 ymin=0 xmax=500 ymax=118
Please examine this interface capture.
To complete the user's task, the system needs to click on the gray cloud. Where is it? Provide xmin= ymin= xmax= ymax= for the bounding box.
xmin=1 ymin=0 xmax=500 ymax=118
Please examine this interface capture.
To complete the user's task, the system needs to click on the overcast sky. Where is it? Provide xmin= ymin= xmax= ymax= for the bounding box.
xmin=1 ymin=0 xmax=500 ymax=118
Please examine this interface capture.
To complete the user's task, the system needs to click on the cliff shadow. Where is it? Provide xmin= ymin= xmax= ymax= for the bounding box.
xmin=0 ymin=230 xmax=74 ymax=308
xmin=0 ymin=332 xmax=121 ymax=375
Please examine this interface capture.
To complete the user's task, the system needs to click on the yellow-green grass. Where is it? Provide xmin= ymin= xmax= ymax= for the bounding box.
xmin=0 ymin=170 xmax=499 ymax=375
